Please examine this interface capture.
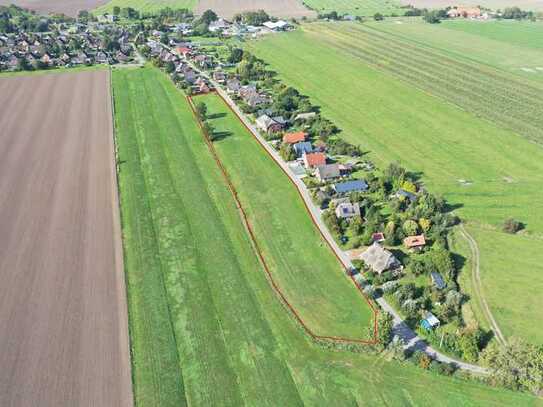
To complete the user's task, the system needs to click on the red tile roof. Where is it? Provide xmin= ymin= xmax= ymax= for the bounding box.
xmin=304 ymin=152 xmax=326 ymax=168
xmin=283 ymin=131 xmax=306 ymax=144
xmin=404 ymin=235 xmax=426 ymax=248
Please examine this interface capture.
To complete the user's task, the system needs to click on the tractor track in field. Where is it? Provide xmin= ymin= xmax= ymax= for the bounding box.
xmin=459 ymin=224 xmax=507 ymax=346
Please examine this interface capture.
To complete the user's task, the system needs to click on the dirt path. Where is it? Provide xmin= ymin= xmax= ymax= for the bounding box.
xmin=459 ymin=224 xmax=507 ymax=346
xmin=0 ymin=70 xmax=132 ymax=407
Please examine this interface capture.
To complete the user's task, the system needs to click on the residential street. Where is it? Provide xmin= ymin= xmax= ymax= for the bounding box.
xmin=211 ymin=82 xmax=489 ymax=375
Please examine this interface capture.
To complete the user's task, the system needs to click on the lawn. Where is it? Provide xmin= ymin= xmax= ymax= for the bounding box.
xmin=112 ymin=66 xmax=542 ymax=406
xmin=194 ymin=92 xmax=374 ymax=339
xmin=95 ymin=0 xmax=196 ymax=14
xmin=245 ymin=24 xmax=543 ymax=342
xmin=302 ymin=0 xmax=403 ymax=16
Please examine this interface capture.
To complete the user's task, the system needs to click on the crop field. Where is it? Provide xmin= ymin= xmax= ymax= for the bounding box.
xmin=302 ymin=0 xmax=403 ymax=16
xmin=400 ymin=0 xmax=543 ymax=11
xmin=194 ymin=92 xmax=374 ymax=339
xmin=195 ymin=0 xmax=316 ymax=19
xmin=0 ymin=0 xmax=109 ymax=16
xmin=95 ymin=0 xmax=196 ymax=14
xmin=246 ymin=24 xmax=543 ymax=342
xmin=0 ymin=70 xmax=132 ymax=406
xmin=370 ymin=19 xmax=543 ymax=80
xmin=112 ymin=66 xmax=542 ymax=406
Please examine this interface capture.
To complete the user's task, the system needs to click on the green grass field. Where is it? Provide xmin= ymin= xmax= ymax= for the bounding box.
xmin=112 ymin=66 xmax=542 ymax=406
xmin=302 ymin=0 xmax=403 ymax=16
xmin=194 ymin=92 xmax=374 ymax=339
xmin=95 ymin=0 xmax=196 ymax=14
xmin=369 ymin=19 xmax=543 ymax=80
xmin=246 ymin=24 xmax=543 ymax=343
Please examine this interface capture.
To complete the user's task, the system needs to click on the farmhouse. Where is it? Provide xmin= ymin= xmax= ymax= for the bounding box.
xmin=283 ymin=131 xmax=307 ymax=144
xmin=333 ymin=180 xmax=368 ymax=194
xmin=303 ymin=152 xmax=326 ymax=168
xmin=359 ymin=242 xmax=400 ymax=274
xmin=404 ymin=234 xmax=426 ymax=251
xmin=335 ymin=202 xmax=360 ymax=219
xmin=263 ymin=20 xmax=290 ymax=31
xmin=292 ymin=141 xmax=313 ymax=157
xmin=447 ymin=6 xmax=482 ymax=18
xmin=315 ymin=163 xmax=340 ymax=182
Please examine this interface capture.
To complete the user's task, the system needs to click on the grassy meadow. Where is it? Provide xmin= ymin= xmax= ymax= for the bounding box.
xmin=194 ymin=92 xmax=374 ymax=339
xmin=302 ymin=0 xmax=403 ymax=16
xmin=246 ymin=24 xmax=543 ymax=343
xmin=370 ymin=19 xmax=543 ymax=80
xmin=112 ymin=66 xmax=542 ymax=406
xmin=95 ymin=0 xmax=196 ymax=14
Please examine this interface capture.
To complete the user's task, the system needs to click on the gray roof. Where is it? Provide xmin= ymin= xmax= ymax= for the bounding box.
xmin=316 ymin=163 xmax=340 ymax=180
xmin=360 ymin=242 xmax=399 ymax=274
xmin=431 ymin=272 xmax=446 ymax=290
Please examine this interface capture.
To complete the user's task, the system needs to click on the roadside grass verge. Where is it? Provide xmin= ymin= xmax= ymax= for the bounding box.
xmin=195 ymin=92 xmax=375 ymax=339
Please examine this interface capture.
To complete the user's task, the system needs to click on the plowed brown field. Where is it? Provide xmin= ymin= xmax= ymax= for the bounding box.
xmin=0 ymin=0 xmax=109 ymax=16
xmin=0 ymin=69 xmax=132 ymax=407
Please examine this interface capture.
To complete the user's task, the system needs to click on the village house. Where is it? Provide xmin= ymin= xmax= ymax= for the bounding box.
xmin=212 ymin=70 xmax=226 ymax=84
xmin=404 ymin=235 xmax=426 ymax=251
xmin=283 ymin=131 xmax=307 ymax=144
xmin=333 ymin=180 xmax=368 ymax=195
xmin=226 ymin=78 xmax=241 ymax=93
xmin=256 ymin=114 xmax=286 ymax=134
xmin=335 ymin=202 xmax=360 ymax=219
xmin=315 ymin=163 xmax=340 ymax=182
xmin=303 ymin=152 xmax=326 ymax=169
xmin=359 ymin=242 xmax=400 ymax=275
xmin=421 ymin=312 xmax=440 ymax=331
xmin=292 ymin=141 xmax=313 ymax=157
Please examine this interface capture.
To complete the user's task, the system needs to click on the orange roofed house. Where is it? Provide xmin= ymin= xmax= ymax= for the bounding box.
xmin=404 ymin=235 xmax=426 ymax=251
xmin=303 ymin=152 xmax=326 ymax=168
xmin=447 ymin=6 xmax=482 ymax=18
xmin=283 ymin=131 xmax=307 ymax=144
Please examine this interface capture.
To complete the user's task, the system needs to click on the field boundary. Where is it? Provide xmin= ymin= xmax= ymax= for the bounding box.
xmin=187 ymin=91 xmax=379 ymax=346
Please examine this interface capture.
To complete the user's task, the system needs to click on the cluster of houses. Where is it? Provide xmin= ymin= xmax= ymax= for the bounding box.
xmin=447 ymin=6 xmax=490 ymax=19
xmin=209 ymin=18 xmax=292 ymax=37
xmin=0 ymin=26 xmax=134 ymax=71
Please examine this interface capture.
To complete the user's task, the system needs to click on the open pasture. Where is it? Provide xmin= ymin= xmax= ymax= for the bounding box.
xmin=302 ymin=0 xmax=403 ymax=16
xmin=95 ymin=0 xmax=196 ymax=14
xmin=399 ymin=0 xmax=543 ymax=11
xmin=0 ymin=69 xmax=132 ymax=406
xmin=112 ymin=67 xmax=542 ymax=406
xmin=246 ymin=24 xmax=543 ymax=342
xmin=195 ymin=0 xmax=316 ymax=19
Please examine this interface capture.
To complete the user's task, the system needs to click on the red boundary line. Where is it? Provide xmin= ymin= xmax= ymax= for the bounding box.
xmin=187 ymin=91 xmax=378 ymax=345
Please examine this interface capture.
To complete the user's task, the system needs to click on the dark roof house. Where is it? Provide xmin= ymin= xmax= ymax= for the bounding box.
xmin=334 ymin=180 xmax=368 ymax=194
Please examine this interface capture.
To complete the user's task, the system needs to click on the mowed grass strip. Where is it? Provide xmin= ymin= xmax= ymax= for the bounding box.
xmin=113 ymin=67 xmax=302 ymax=406
xmin=95 ymin=0 xmax=196 ymax=14
xmin=195 ymin=93 xmax=374 ymax=339
xmin=303 ymin=0 xmax=403 ymax=16
xmin=246 ymin=28 xmax=543 ymax=342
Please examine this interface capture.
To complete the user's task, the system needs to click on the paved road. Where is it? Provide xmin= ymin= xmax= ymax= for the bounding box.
xmin=198 ymin=68 xmax=489 ymax=375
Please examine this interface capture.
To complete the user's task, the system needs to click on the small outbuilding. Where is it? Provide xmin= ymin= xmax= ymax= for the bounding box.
xmin=430 ymin=272 xmax=446 ymax=290
xmin=421 ymin=312 xmax=440 ymax=331
xmin=404 ymin=234 xmax=426 ymax=251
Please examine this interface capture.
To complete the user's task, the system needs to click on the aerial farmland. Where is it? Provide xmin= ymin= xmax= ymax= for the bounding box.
xmin=2 ymin=0 xmax=543 ymax=405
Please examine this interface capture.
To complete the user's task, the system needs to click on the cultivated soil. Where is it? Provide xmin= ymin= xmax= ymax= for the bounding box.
xmin=399 ymin=0 xmax=543 ymax=11
xmin=0 ymin=70 xmax=132 ymax=407
xmin=0 ymin=0 xmax=109 ymax=16
xmin=195 ymin=0 xmax=316 ymax=19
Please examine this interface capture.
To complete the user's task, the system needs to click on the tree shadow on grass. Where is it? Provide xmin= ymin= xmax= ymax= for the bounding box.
xmin=211 ymin=131 xmax=233 ymax=142
xmin=207 ymin=112 xmax=227 ymax=120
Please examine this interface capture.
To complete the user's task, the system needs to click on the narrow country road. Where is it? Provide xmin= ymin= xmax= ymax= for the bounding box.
xmin=458 ymin=224 xmax=507 ymax=346
xmin=208 ymin=81 xmax=488 ymax=374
